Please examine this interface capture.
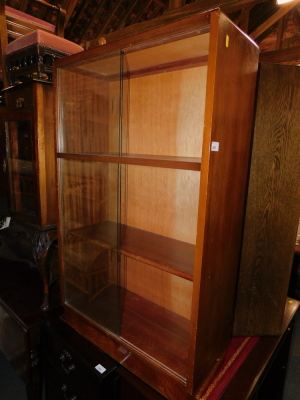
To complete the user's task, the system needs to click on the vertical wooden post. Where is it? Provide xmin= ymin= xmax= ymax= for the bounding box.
xmin=169 ymin=0 xmax=186 ymax=10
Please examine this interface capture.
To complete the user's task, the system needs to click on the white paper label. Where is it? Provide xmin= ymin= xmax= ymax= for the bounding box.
xmin=95 ymin=364 xmax=106 ymax=374
xmin=211 ymin=142 xmax=219 ymax=151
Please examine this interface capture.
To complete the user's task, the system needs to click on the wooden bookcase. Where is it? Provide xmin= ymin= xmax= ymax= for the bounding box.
xmin=54 ymin=9 xmax=259 ymax=399
xmin=234 ymin=63 xmax=300 ymax=336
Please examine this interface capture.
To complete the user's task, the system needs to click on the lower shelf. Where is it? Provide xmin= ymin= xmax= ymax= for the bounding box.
xmin=66 ymin=283 xmax=190 ymax=382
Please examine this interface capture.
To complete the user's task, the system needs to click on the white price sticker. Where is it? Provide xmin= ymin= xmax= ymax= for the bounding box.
xmin=211 ymin=142 xmax=219 ymax=151
xmin=95 ymin=363 xmax=106 ymax=374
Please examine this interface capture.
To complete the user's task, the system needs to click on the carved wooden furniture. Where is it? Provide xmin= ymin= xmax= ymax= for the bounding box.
xmin=0 ymin=0 xmax=66 ymax=88
xmin=54 ymin=8 xmax=259 ymax=399
xmin=1 ymin=0 xmax=66 ymax=39
xmin=6 ymin=29 xmax=84 ymax=87
xmin=234 ymin=63 xmax=300 ymax=336
xmin=0 ymin=81 xmax=56 ymax=310
xmin=0 ymin=0 xmax=83 ymax=88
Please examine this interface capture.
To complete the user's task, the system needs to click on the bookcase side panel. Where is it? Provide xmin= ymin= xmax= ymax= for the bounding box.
xmin=187 ymin=11 xmax=259 ymax=394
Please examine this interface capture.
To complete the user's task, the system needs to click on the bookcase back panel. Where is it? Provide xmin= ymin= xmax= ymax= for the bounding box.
xmin=122 ymin=165 xmax=200 ymax=244
xmin=121 ymin=257 xmax=193 ymax=319
xmin=124 ymin=66 xmax=207 ymax=158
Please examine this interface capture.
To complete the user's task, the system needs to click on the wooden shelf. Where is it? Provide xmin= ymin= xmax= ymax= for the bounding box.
xmin=121 ymin=287 xmax=190 ymax=381
xmin=68 ymin=221 xmax=195 ymax=280
xmin=58 ymin=152 xmax=201 ymax=171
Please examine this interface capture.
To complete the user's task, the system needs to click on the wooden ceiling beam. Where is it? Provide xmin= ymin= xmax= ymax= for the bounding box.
xmin=65 ymin=0 xmax=87 ymax=39
xmin=260 ymin=44 xmax=300 ymax=62
xmin=77 ymin=0 xmax=106 ymax=43
xmin=222 ymin=0 xmax=272 ymax=14
xmin=291 ymin=6 xmax=300 ymax=25
xmin=152 ymin=0 xmax=168 ymax=9
xmin=237 ymin=5 xmax=251 ymax=33
xmin=116 ymin=0 xmax=139 ymax=30
xmin=169 ymin=0 xmax=186 ymax=10
xmin=63 ymin=0 xmax=78 ymax=27
xmin=98 ymin=0 xmax=123 ymax=36
xmin=19 ymin=0 xmax=29 ymax=12
xmin=155 ymin=0 xmax=271 ymax=22
xmin=151 ymin=4 xmax=166 ymax=18
xmin=131 ymin=0 xmax=153 ymax=24
xmin=250 ymin=0 xmax=299 ymax=39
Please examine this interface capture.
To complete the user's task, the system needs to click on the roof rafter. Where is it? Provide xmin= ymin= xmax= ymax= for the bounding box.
xmin=250 ymin=0 xmax=299 ymax=39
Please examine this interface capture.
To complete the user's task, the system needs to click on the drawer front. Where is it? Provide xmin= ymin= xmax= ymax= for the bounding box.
xmin=44 ymin=359 xmax=87 ymax=400
xmin=6 ymin=85 xmax=34 ymax=110
xmin=43 ymin=331 xmax=116 ymax=399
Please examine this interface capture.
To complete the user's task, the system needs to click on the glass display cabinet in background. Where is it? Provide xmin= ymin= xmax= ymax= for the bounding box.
xmin=7 ymin=118 xmax=37 ymax=217
xmin=0 ymin=81 xmax=57 ymax=310
xmin=55 ymin=9 xmax=259 ymax=400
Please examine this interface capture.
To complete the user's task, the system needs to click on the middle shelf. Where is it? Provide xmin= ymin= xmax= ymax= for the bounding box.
xmin=58 ymin=152 xmax=201 ymax=171
xmin=66 ymin=221 xmax=195 ymax=281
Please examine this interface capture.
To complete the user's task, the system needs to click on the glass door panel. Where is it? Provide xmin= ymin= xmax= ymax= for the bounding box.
xmin=6 ymin=119 xmax=37 ymax=216
xmin=57 ymin=52 xmax=122 ymax=156
xmin=122 ymin=34 xmax=209 ymax=160
xmin=59 ymin=158 xmax=121 ymax=335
